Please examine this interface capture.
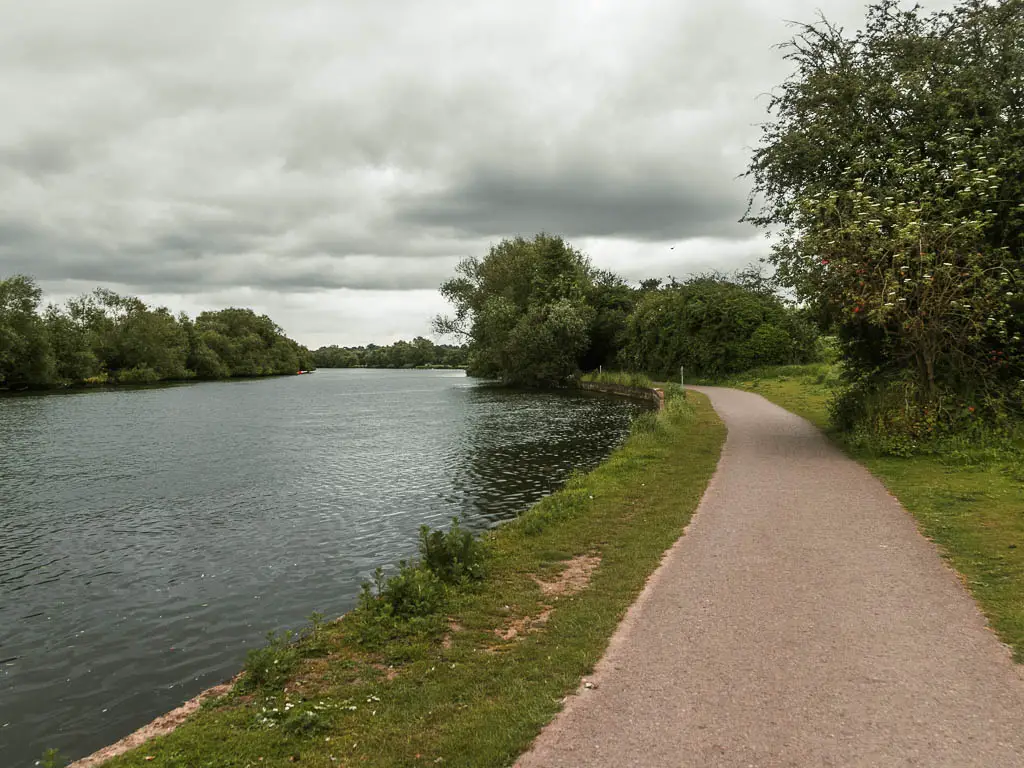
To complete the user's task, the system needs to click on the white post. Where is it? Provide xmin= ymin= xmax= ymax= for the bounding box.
xmin=680 ymin=365 xmax=685 ymax=394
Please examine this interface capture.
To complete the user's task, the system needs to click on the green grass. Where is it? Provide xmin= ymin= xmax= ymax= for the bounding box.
xmin=101 ymin=392 xmax=725 ymax=768
xmin=578 ymin=370 xmax=654 ymax=389
xmin=720 ymin=363 xmax=1024 ymax=662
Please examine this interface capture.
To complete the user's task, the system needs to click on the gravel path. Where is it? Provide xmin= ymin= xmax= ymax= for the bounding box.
xmin=517 ymin=387 xmax=1024 ymax=767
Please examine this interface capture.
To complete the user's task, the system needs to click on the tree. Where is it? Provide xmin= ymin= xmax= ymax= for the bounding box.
xmin=435 ymin=234 xmax=596 ymax=386
xmin=1 ymin=275 xmax=313 ymax=389
xmin=745 ymin=0 xmax=1024 ymax=435
xmin=0 ymin=275 xmax=56 ymax=388
xmin=618 ymin=275 xmax=816 ymax=379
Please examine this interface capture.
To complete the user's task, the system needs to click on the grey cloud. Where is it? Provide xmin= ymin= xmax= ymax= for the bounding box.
xmin=397 ymin=164 xmax=750 ymax=242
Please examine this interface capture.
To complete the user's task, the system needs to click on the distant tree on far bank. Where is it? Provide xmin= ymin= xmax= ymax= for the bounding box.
xmin=312 ymin=337 xmax=469 ymax=369
xmin=0 ymin=274 xmax=315 ymax=390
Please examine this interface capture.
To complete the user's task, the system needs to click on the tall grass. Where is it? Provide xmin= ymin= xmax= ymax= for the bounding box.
xmin=579 ymin=370 xmax=654 ymax=389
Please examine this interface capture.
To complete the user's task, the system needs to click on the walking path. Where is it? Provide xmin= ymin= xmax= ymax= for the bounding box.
xmin=517 ymin=387 xmax=1024 ymax=767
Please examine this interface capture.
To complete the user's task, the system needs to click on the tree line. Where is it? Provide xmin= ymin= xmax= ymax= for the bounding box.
xmin=0 ymin=275 xmax=315 ymax=390
xmin=434 ymin=233 xmax=819 ymax=387
xmin=744 ymin=0 xmax=1023 ymax=445
xmin=312 ymin=338 xmax=469 ymax=369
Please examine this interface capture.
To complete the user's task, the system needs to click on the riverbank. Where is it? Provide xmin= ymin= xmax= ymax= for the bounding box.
xmin=0 ymin=370 xmax=315 ymax=397
xmin=68 ymin=390 xmax=724 ymax=767
xmin=715 ymin=363 xmax=1024 ymax=662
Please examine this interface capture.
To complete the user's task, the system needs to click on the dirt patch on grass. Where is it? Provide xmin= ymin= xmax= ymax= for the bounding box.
xmin=370 ymin=662 xmax=400 ymax=681
xmin=442 ymin=619 xmax=463 ymax=649
xmin=490 ymin=556 xmax=601 ymax=646
xmin=495 ymin=607 xmax=554 ymax=641
xmin=68 ymin=683 xmax=234 ymax=768
xmin=534 ymin=554 xmax=601 ymax=597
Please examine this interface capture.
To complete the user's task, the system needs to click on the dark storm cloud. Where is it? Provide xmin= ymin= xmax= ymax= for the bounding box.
xmin=399 ymin=164 xmax=748 ymax=241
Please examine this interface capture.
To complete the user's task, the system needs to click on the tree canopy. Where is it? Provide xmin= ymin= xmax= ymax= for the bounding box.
xmin=0 ymin=275 xmax=315 ymax=390
xmin=745 ymin=0 xmax=1024 ymax=441
xmin=435 ymin=234 xmax=816 ymax=386
xmin=313 ymin=338 xmax=468 ymax=369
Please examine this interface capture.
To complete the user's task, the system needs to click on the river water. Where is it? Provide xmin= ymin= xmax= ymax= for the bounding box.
xmin=0 ymin=369 xmax=646 ymax=765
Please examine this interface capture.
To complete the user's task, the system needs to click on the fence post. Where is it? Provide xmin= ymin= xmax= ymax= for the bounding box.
xmin=680 ymin=365 xmax=685 ymax=397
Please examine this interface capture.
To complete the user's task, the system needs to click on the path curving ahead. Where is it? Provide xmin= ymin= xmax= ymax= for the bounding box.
xmin=517 ymin=387 xmax=1024 ymax=767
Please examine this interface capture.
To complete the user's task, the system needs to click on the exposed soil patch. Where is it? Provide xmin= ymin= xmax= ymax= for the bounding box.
xmin=68 ymin=683 xmax=234 ymax=768
xmin=491 ymin=556 xmax=602 ymax=646
xmin=370 ymin=662 xmax=400 ymax=681
xmin=442 ymin=619 xmax=463 ymax=649
xmin=534 ymin=554 xmax=601 ymax=597
xmin=495 ymin=607 xmax=554 ymax=641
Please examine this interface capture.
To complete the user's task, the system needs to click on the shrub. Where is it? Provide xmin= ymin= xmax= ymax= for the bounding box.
xmin=419 ymin=519 xmax=487 ymax=585
xmin=115 ymin=365 xmax=161 ymax=384
xmin=354 ymin=563 xmax=447 ymax=646
xmin=240 ymin=630 xmax=300 ymax=693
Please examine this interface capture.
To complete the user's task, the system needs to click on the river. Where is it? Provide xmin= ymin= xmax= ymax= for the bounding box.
xmin=0 ymin=369 xmax=647 ymax=765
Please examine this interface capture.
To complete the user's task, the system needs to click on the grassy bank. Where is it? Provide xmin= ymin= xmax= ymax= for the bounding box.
xmin=578 ymin=370 xmax=654 ymax=389
xmin=92 ymin=392 xmax=724 ymax=768
xmin=717 ymin=363 xmax=1024 ymax=662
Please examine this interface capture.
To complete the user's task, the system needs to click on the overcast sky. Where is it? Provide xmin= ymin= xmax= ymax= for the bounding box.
xmin=0 ymin=0 xmax=943 ymax=347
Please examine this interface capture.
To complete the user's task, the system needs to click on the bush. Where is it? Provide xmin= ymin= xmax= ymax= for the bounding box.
xmin=354 ymin=563 xmax=447 ymax=646
xmin=618 ymin=276 xmax=819 ymax=379
xmin=240 ymin=630 xmax=301 ymax=693
xmin=419 ymin=519 xmax=487 ymax=585
xmin=115 ymin=365 xmax=161 ymax=384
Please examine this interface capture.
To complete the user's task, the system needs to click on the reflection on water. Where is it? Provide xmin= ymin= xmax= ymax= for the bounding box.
xmin=0 ymin=369 xmax=646 ymax=765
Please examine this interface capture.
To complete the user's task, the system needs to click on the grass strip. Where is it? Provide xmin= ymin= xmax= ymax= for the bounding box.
xmin=578 ymin=370 xmax=654 ymax=389
xmin=720 ymin=364 xmax=1024 ymax=662
xmin=99 ymin=391 xmax=725 ymax=768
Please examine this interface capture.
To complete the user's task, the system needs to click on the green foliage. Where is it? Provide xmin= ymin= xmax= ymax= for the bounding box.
xmin=434 ymin=236 xmax=815 ymax=387
xmin=418 ymin=518 xmax=487 ymax=585
xmin=629 ymin=410 xmax=661 ymax=435
xmin=0 ymin=275 xmax=314 ymax=391
xmin=580 ymin=370 xmax=654 ymax=388
xmin=313 ymin=337 xmax=469 ymax=369
xmin=618 ymin=274 xmax=818 ymax=379
xmin=239 ymin=630 xmax=301 ymax=693
xmin=434 ymin=233 xmax=597 ymax=386
xmin=38 ymin=748 xmax=64 ymax=768
xmin=354 ymin=563 xmax=447 ymax=645
xmin=0 ymin=275 xmax=55 ymax=389
xmin=746 ymin=0 xmax=1024 ymax=443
